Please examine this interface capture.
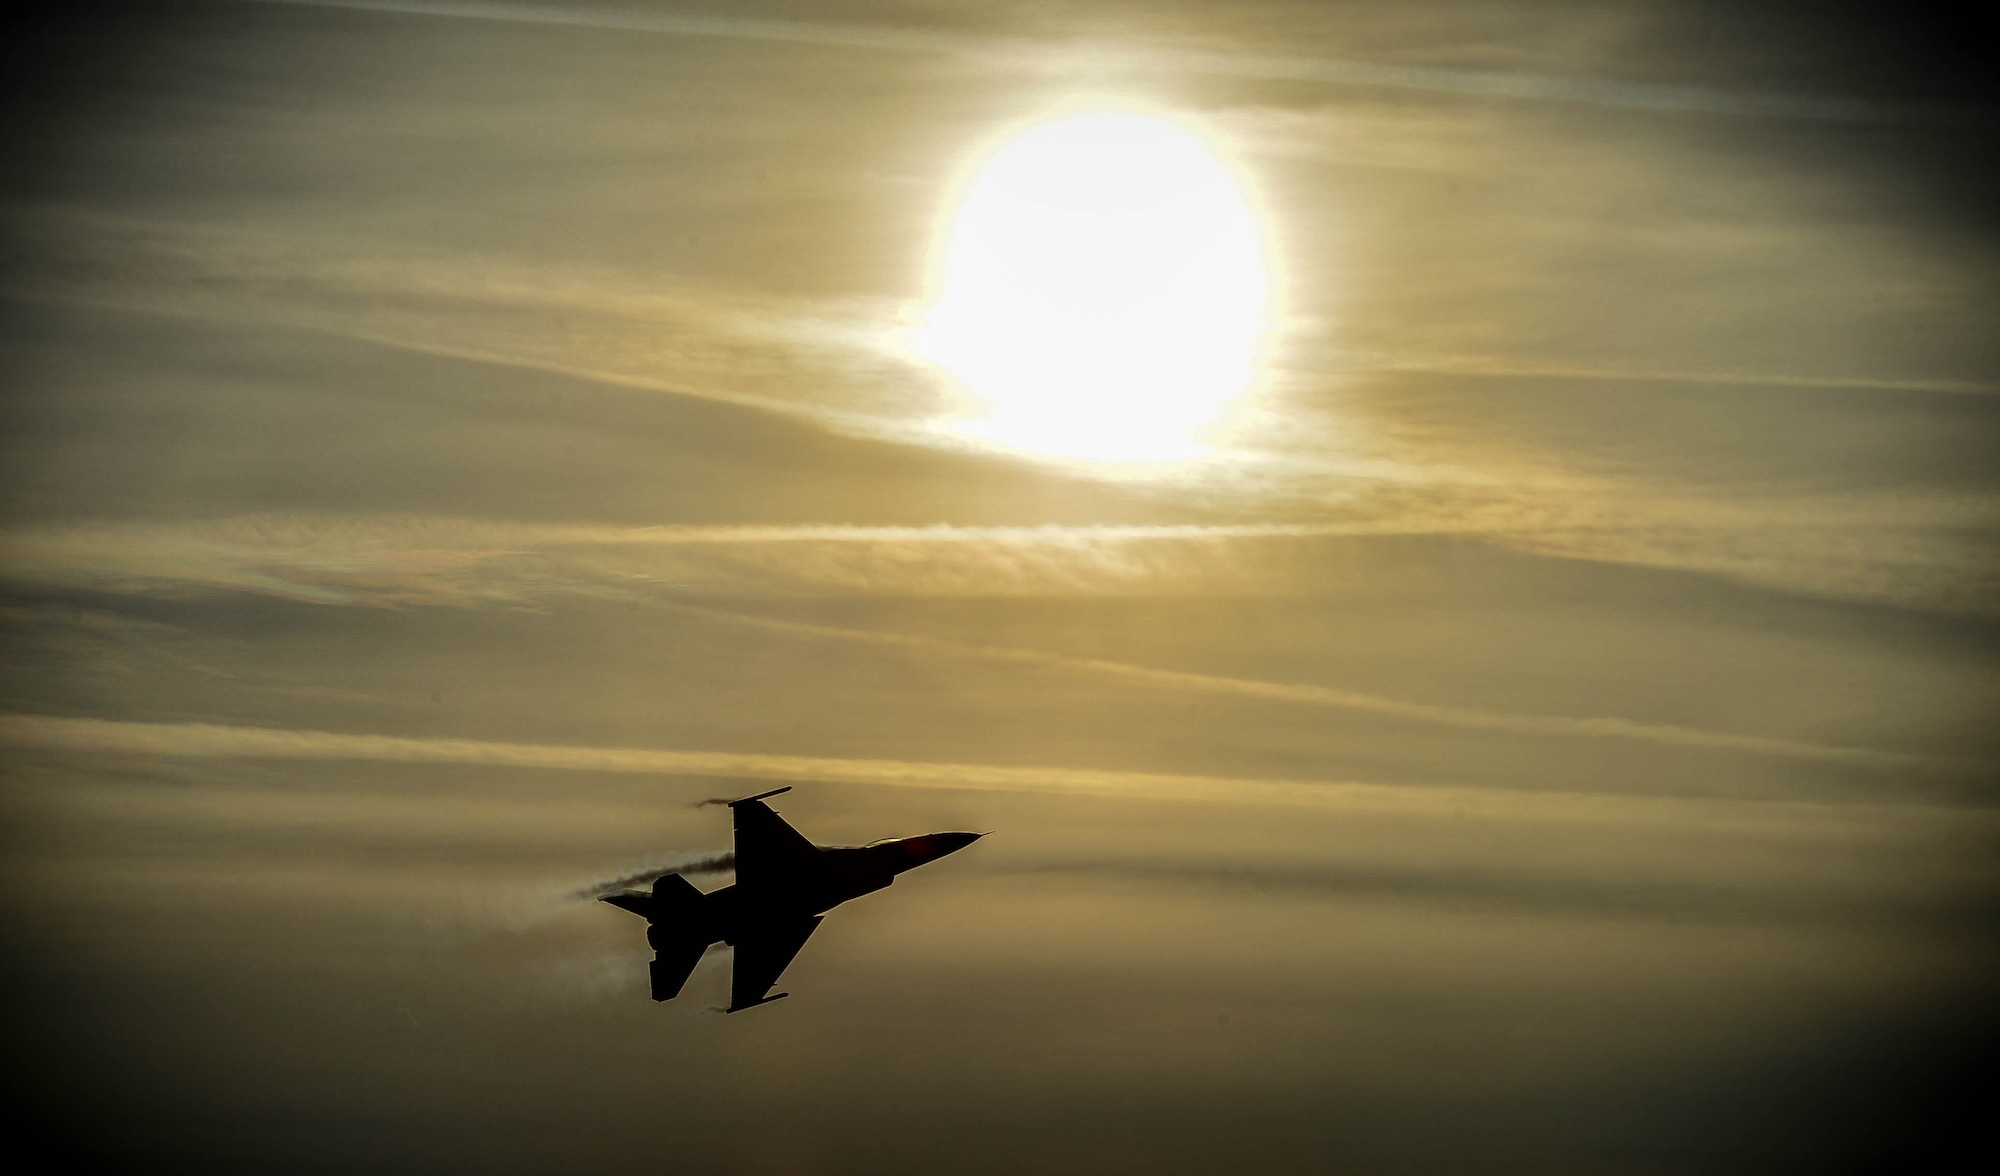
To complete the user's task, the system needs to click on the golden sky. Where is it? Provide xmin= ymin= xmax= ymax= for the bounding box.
xmin=2 ymin=2 xmax=1996 ymax=1172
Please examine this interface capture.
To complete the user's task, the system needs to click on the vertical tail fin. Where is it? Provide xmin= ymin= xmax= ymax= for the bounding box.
xmin=650 ymin=872 xmax=706 ymax=916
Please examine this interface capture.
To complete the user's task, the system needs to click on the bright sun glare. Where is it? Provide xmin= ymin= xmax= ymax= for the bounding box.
xmin=917 ymin=110 xmax=1273 ymax=463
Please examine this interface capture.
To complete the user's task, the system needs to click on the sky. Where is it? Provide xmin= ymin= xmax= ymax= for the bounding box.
xmin=1 ymin=2 xmax=1996 ymax=1172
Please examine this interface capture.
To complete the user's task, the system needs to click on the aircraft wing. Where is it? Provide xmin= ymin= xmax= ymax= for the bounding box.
xmin=731 ymin=792 xmax=820 ymax=887
xmin=728 ymin=914 xmax=822 ymax=1013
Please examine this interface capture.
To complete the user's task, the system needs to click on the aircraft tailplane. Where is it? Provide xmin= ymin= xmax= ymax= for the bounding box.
xmin=649 ymin=933 xmax=708 ymax=1002
xmin=642 ymin=874 xmax=716 ymax=1001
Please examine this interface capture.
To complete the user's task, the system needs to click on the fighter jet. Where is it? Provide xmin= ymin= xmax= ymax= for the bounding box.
xmin=599 ymin=787 xmax=984 ymax=1012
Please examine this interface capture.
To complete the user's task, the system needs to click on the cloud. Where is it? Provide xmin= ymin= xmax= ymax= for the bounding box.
xmin=1506 ymin=522 xmax=2000 ymax=621
xmin=6 ymin=212 xmax=1992 ymax=621
xmin=999 ymin=857 xmax=1996 ymax=931
xmin=0 ymin=515 xmax=1455 ymax=604
xmin=4 ymin=489 xmax=1994 ymax=622
xmin=6 ymin=211 xmax=945 ymax=445
xmin=1 ymin=713 xmax=1980 ymax=835
xmin=658 ymin=601 xmax=1986 ymax=775
xmin=4 ymin=509 xmax=1981 ymax=774
xmin=1333 ymin=352 xmax=2000 ymax=398
xmin=248 ymin=0 xmax=1952 ymax=124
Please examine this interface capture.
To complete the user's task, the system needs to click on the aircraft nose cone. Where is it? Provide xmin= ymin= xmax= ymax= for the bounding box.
xmin=929 ymin=831 xmax=984 ymax=856
xmin=895 ymin=831 xmax=984 ymax=868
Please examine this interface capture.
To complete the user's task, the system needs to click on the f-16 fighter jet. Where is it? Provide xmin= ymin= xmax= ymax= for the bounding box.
xmin=600 ymin=788 xmax=984 ymax=1012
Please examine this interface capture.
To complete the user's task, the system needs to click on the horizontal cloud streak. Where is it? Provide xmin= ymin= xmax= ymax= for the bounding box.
xmin=0 ymin=515 xmax=1460 ymax=604
xmin=1002 ymin=858 xmax=1997 ymax=931
xmin=9 ymin=513 xmax=1975 ymax=775
xmin=4 ymin=493 xmax=1994 ymax=618
xmin=1338 ymin=352 xmax=2000 ymax=398
xmin=661 ymin=602 xmax=1982 ymax=775
xmin=0 ymin=714 xmax=1979 ymax=835
xmin=247 ymin=0 xmax=1952 ymax=124
xmin=4 ymin=514 xmax=1971 ymax=773
xmin=7 ymin=219 xmax=1995 ymax=619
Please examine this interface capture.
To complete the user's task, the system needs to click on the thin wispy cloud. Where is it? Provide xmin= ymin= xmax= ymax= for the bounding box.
xmin=247 ymin=0 xmax=1954 ymax=124
xmin=5 ymin=1 xmax=1992 ymax=1163
xmin=1508 ymin=523 xmax=2000 ymax=621
xmin=1338 ymin=353 xmax=2000 ymax=398
xmin=4 ymin=491 xmax=1992 ymax=617
xmin=24 ymin=211 xmax=1990 ymax=438
xmin=0 ymin=515 xmax=1422 ymax=604
xmin=658 ymin=601 xmax=1984 ymax=775
xmin=1002 ymin=857 xmax=1996 ymax=931
xmin=2 ymin=511 xmax=1973 ymax=772
xmin=9 ymin=213 xmax=923 ymax=436
xmin=1 ymin=714 xmax=1980 ymax=835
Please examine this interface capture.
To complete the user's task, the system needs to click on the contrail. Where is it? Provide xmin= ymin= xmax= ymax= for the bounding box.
xmin=656 ymin=602 xmax=1983 ymax=776
xmin=572 ymin=851 xmax=735 ymax=901
xmin=418 ymin=850 xmax=734 ymax=939
xmin=243 ymin=0 xmax=1954 ymax=125
xmin=0 ymin=714 xmax=1980 ymax=835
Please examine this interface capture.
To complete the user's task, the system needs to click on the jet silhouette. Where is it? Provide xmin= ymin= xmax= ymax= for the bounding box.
xmin=600 ymin=787 xmax=983 ymax=1012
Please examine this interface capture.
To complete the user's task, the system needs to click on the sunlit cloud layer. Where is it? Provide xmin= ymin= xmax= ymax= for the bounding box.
xmin=6 ymin=713 xmax=1979 ymax=832
xmin=12 ymin=199 xmax=1992 ymax=616
xmin=3 ymin=513 xmax=1986 ymax=776
xmin=5 ymin=494 xmax=1992 ymax=615
xmin=251 ymin=0 xmax=1964 ymax=124
xmin=2 ymin=3 xmax=1993 ymax=1169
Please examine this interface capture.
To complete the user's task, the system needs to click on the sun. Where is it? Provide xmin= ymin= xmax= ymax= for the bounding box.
xmin=916 ymin=109 xmax=1274 ymax=464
